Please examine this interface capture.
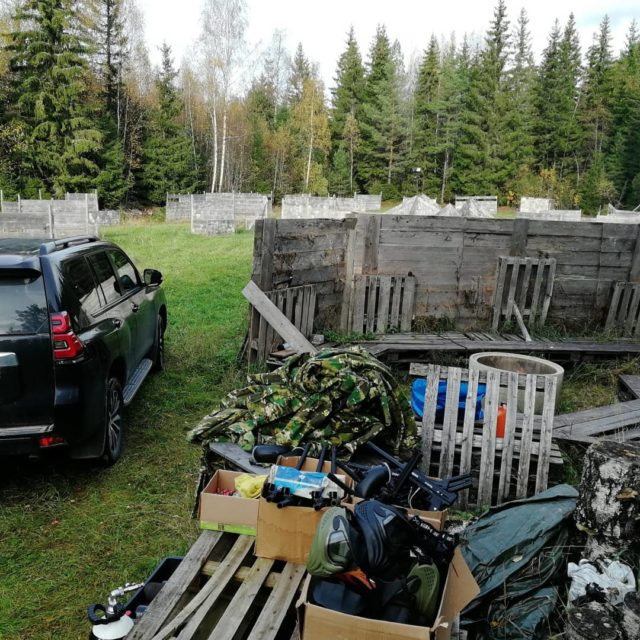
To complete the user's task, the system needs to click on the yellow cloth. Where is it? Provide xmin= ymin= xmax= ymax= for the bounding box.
xmin=234 ymin=473 xmax=267 ymax=499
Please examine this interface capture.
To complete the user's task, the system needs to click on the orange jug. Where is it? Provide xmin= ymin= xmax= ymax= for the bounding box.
xmin=496 ymin=404 xmax=507 ymax=438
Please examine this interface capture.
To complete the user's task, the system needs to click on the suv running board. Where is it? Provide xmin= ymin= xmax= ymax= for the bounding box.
xmin=122 ymin=358 xmax=153 ymax=406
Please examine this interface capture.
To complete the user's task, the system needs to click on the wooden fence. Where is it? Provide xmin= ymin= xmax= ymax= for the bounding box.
xmin=251 ymin=215 xmax=640 ymax=333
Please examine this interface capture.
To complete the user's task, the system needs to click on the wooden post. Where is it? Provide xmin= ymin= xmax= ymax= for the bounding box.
xmin=340 ymin=216 xmax=358 ymax=333
xmin=510 ymin=218 xmax=529 ymax=256
xmin=85 ymin=192 xmax=90 ymax=234
xmin=362 ymin=214 xmax=381 ymax=274
xmin=629 ymin=226 xmax=640 ymax=283
xmin=48 ymin=202 xmax=54 ymax=239
xmin=190 ymin=193 xmax=195 ymax=233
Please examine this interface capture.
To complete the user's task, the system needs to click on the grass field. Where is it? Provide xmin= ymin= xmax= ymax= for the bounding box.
xmin=0 ymin=223 xmax=254 ymax=640
xmin=1 ymin=220 xmax=637 ymax=639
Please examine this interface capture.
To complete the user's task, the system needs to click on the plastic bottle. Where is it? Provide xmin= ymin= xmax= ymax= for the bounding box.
xmin=496 ymin=404 xmax=507 ymax=438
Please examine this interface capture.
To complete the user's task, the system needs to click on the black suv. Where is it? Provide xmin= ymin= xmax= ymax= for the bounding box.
xmin=0 ymin=236 xmax=167 ymax=464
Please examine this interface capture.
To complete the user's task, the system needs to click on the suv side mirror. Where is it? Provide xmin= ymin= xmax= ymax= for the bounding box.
xmin=144 ymin=268 xmax=163 ymax=287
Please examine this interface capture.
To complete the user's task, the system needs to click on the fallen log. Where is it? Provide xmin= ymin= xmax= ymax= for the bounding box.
xmin=574 ymin=440 xmax=640 ymax=558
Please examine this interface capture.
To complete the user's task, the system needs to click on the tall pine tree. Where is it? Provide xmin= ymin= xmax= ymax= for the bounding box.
xmin=7 ymin=0 xmax=103 ymax=196
xmin=141 ymin=44 xmax=198 ymax=204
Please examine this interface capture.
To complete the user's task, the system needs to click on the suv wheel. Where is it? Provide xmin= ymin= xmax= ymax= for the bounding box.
xmin=103 ymin=377 xmax=124 ymax=464
xmin=152 ymin=315 xmax=165 ymax=372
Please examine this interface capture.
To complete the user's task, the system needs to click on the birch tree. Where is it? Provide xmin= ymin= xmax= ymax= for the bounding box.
xmin=200 ymin=0 xmax=247 ymax=192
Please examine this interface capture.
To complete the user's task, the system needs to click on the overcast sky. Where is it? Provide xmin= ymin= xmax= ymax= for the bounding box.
xmin=138 ymin=0 xmax=639 ymax=88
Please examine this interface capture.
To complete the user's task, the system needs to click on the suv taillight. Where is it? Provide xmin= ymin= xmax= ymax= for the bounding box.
xmin=50 ymin=311 xmax=84 ymax=360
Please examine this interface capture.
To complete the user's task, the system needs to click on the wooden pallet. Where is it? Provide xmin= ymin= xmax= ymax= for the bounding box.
xmin=361 ymin=332 xmax=640 ymax=361
xmin=605 ymin=282 xmax=640 ymax=336
xmin=248 ymin=284 xmax=317 ymax=364
xmin=127 ymin=531 xmax=305 ymax=640
xmin=411 ymin=363 xmax=557 ymax=509
xmin=492 ymin=256 xmax=556 ymax=330
xmin=350 ymin=274 xmax=415 ymax=334
xmin=619 ymin=374 xmax=640 ymax=401
xmin=553 ymin=399 xmax=640 ymax=444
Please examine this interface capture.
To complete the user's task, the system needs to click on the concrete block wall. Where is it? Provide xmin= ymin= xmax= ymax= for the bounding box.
xmin=0 ymin=193 xmax=99 ymax=238
xmin=281 ymin=194 xmax=381 ymax=219
xmin=454 ymin=196 xmax=498 ymax=216
xmin=520 ymin=197 xmax=553 ymax=212
xmin=517 ymin=209 xmax=582 ymax=221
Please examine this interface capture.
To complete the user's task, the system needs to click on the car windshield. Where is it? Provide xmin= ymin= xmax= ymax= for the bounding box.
xmin=0 ymin=270 xmax=49 ymax=335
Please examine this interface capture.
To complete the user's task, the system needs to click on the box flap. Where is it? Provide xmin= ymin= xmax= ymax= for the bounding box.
xmin=438 ymin=547 xmax=480 ymax=620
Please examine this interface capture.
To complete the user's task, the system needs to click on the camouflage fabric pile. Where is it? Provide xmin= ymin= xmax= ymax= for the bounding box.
xmin=188 ymin=346 xmax=417 ymax=462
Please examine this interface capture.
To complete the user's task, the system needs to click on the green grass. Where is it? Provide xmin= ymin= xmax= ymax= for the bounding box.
xmin=0 ymin=223 xmax=254 ymax=640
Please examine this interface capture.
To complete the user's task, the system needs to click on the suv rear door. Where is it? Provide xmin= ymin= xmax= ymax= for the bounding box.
xmin=0 ymin=265 xmax=55 ymax=431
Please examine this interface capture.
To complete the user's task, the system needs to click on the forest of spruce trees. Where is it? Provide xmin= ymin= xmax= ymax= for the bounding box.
xmin=0 ymin=0 xmax=639 ymax=214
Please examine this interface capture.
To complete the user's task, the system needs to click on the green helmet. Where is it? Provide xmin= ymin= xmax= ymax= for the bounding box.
xmin=307 ymin=507 xmax=358 ymax=577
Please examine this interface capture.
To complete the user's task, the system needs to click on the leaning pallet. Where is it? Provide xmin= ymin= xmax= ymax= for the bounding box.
xmin=127 ymin=531 xmax=305 ymax=640
xmin=410 ymin=363 xmax=558 ymax=509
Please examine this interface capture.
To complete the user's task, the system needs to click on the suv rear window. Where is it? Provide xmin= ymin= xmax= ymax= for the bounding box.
xmin=0 ymin=270 xmax=48 ymax=335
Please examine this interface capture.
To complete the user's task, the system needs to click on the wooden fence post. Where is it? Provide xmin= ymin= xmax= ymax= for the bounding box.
xmin=362 ymin=214 xmax=381 ymax=274
xmin=629 ymin=226 xmax=640 ymax=283
xmin=340 ymin=216 xmax=358 ymax=333
xmin=510 ymin=218 xmax=529 ymax=256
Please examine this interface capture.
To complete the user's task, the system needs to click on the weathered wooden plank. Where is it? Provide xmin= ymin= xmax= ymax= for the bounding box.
xmin=207 ymin=558 xmax=275 ymax=640
xmin=440 ymin=367 xmax=462 ymax=479
xmin=605 ymin=282 xmax=624 ymax=331
xmin=365 ymin=276 xmax=378 ymax=334
xmin=421 ymin=365 xmax=440 ymax=475
xmin=518 ymin=258 xmax=533 ymax=312
xmin=409 ymin=363 xmax=548 ymax=390
xmin=389 ymin=277 xmax=402 ymax=328
xmin=528 ymin=261 xmax=545 ymax=326
xmin=376 ymin=276 xmax=392 ymax=333
xmin=510 ymin=218 xmax=529 ymax=256
xmin=624 ymin=286 xmax=640 ymax=335
xmin=352 ymin=275 xmax=367 ymax=333
xmin=535 ymin=377 xmax=557 ymax=494
xmin=477 ymin=370 xmax=500 ymax=507
xmin=243 ymin=281 xmax=317 ymax=355
xmin=497 ymin=373 xmax=519 ymax=503
xmin=516 ymin=377 xmax=536 ymax=498
xmin=539 ymin=259 xmax=556 ymax=325
xmin=170 ymin=536 xmax=255 ymax=640
xmin=492 ymin=257 xmax=508 ymax=331
xmin=127 ymin=532 xmax=223 ymax=640
xmin=400 ymin=277 xmax=415 ymax=332
xmin=246 ymin=564 xmax=307 ymax=640
xmin=209 ymin=442 xmax=268 ymax=475
xmin=458 ymin=368 xmax=479 ymax=509
xmin=362 ymin=214 xmax=381 ymax=274
xmin=619 ymin=375 xmax=640 ymax=400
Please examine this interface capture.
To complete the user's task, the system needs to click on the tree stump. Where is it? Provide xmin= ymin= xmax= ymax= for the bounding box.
xmin=566 ymin=602 xmax=622 ymax=640
xmin=574 ymin=440 xmax=640 ymax=557
xmin=622 ymin=592 xmax=640 ymax=639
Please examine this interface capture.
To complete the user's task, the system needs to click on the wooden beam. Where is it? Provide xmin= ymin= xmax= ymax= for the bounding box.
xmin=512 ymin=302 xmax=532 ymax=342
xmin=510 ymin=218 xmax=529 ymax=256
xmin=242 ymin=281 xmax=317 ymax=355
xmin=629 ymin=226 xmax=640 ymax=283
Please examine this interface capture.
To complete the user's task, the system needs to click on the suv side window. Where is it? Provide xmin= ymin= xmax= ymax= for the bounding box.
xmin=88 ymin=252 xmax=122 ymax=306
xmin=108 ymin=250 xmax=140 ymax=294
xmin=61 ymin=257 xmax=103 ymax=327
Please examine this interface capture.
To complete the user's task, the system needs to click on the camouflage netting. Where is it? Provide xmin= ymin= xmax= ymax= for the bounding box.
xmin=188 ymin=346 xmax=417 ymax=472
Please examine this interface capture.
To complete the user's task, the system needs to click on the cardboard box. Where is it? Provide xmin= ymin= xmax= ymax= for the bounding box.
xmin=297 ymin=547 xmax=479 ymax=640
xmin=199 ymin=469 xmax=260 ymax=535
xmin=255 ymin=455 xmax=353 ymax=565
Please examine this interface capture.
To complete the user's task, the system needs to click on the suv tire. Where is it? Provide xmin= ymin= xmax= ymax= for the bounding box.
xmin=151 ymin=315 xmax=165 ymax=372
xmin=103 ymin=377 xmax=124 ymax=464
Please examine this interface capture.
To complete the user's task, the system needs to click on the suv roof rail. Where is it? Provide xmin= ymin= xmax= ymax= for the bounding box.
xmin=39 ymin=236 xmax=100 ymax=255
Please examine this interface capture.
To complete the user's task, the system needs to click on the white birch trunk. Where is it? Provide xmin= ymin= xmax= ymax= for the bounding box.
xmin=218 ymin=105 xmax=228 ymax=192
xmin=210 ymin=108 xmax=218 ymax=193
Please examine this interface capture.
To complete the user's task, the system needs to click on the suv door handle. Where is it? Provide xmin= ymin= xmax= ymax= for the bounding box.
xmin=131 ymin=303 xmax=139 ymax=313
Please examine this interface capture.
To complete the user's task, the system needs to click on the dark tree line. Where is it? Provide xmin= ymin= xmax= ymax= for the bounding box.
xmin=1 ymin=0 xmax=639 ymax=213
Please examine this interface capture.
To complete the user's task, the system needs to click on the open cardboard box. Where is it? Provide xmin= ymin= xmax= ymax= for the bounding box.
xmin=255 ymin=455 xmax=353 ymax=565
xmin=199 ymin=469 xmax=261 ymax=535
xmin=297 ymin=547 xmax=479 ymax=640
